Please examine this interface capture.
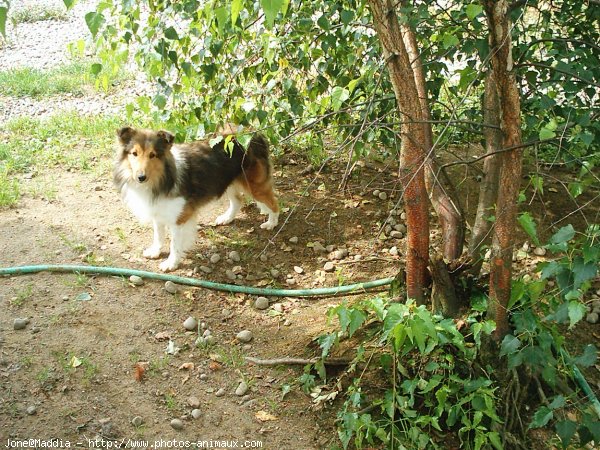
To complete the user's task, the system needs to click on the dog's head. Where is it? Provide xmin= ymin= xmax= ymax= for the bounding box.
xmin=116 ymin=127 xmax=175 ymax=185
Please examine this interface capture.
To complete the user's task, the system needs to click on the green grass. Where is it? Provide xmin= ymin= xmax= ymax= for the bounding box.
xmin=10 ymin=4 xmax=68 ymax=24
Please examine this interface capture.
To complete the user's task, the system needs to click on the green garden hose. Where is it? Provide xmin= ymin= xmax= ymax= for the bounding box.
xmin=1 ymin=263 xmax=598 ymax=418
xmin=0 ymin=264 xmax=394 ymax=297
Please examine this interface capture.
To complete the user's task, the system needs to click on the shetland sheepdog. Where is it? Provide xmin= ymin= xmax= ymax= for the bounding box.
xmin=113 ymin=127 xmax=279 ymax=272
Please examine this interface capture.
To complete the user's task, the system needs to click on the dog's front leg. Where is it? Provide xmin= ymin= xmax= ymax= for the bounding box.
xmin=143 ymin=221 xmax=165 ymax=259
xmin=159 ymin=220 xmax=197 ymax=272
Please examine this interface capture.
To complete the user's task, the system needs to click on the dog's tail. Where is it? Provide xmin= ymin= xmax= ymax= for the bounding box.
xmin=243 ymin=133 xmax=272 ymax=175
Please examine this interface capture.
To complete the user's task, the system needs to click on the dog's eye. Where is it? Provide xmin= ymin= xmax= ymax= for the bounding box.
xmin=149 ymin=153 xmax=156 ymax=159
xmin=131 ymin=152 xmax=138 ymax=157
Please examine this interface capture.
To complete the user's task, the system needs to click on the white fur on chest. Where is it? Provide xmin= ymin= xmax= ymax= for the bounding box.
xmin=121 ymin=185 xmax=186 ymax=225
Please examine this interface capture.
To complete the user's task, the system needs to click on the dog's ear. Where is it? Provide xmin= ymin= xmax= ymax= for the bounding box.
xmin=117 ymin=127 xmax=136 ymax=144
xmin=157 ymin=130 xmax=175 ymax=145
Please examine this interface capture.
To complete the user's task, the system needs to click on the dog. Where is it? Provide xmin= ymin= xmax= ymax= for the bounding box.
xmin=113 ymin=127 xmax=279 ymax=271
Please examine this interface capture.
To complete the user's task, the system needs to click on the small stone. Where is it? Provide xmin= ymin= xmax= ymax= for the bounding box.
xmin=272 ymin=303 xmax=284 ymax=313
xmin=191 ymin=409 xmax=202 ymax=419
xmin=522 ymin=242 xmax=531 ymax=253
xmin=199 ymin=373 xmax=208 ymax=380
xmin=312 ymin=242 xmax=327 ymax=253
xmin=289 ymin=236 xmax=299 ymax=244
xmin=533 ymin=247 xmax=547 ymax=256
xmin=400 ymin=212 xmax=407 ymax=220
xmin=26 ymin=406 xmax=37 ymax=415
xmin=13 ymin=318 xmax=29 ymax=330
xmin=326 ymin=245 xmax=336 ymax=252
xmin=254 ymin=297 xmax=269 ymax=310
xmin=215 ymin=388 xmax=226 ymax=397
xmin=232 ymin=266 xmax=243 ymax=274
xmin=226 ymin=270 xmax=236 ymax=280
xmin=236 ymin=330 xmax=253 ymax=342
xmin=187 ymin=396 xmax=201 ymax=408
xmin=222 ymin=309 xmax=233 ymax=318
xmin=210 ymin=254 xmax=221 ymax=264
xmin=260 ymin=254 xmax=268 ymax=262
xmin=229 ymin=251 xmax=241 ymax=262
xmin=378 ymin=191 xmax=388 ymax=200
xmin=286 ymin=278 xmax=296 ymax=285
xmin=394 ymin=224 xmax=407 ymax=233
xmin=170 ymin=418 xmax=184 ymax=430
xmin=129 ymin=275 xmax=144 ymax=286
xmin=293 ymin=266 xmax=304 ymax=274
xmin=323 ymin=262 xmax=335 ymax=272
xmin=270 ymin=269 xmax=280 ymax=278
xmin=165 ymin=281 xmax=179 ymax=294
xmin=183 ymin=316 xmax=198 ymax=331
xmin=199 ymin=266 xmax=212 ymax=274
xmin=331 ymin=249 xmax=349 ymax=260
xmin=131 ymin=416 xmax=144 ymax=427
xmin=586 ymin=312 xmax=598 ymax=324
xmin=31 ymin=326 xmax=40 ymax=334
xmin=235 ymin=381 xmax=249 ymax=396
xmin=390 ymin=231 xmax=403 ymax=239
xmin=372 ymin=189 xmax=380 ymax=197
xmin=389 ymin=246 xmax=399 ymax=256
xmin=384 ymin=225 xmax=392 ymax=234
xmin=202 ymin=329 xmax=212 ymax=337
xmin=62 ymin=295 xmax=69 ymax=302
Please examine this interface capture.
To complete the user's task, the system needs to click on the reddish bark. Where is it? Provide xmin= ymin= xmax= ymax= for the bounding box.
xmin=368 ymin=0 xmax=430 ymax=303
xmin=483 ymin=0 xmax=524 ymax=340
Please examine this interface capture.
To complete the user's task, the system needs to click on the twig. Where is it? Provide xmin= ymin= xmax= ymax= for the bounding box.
xmin=244 ymin=356 xmax=351 ymax=366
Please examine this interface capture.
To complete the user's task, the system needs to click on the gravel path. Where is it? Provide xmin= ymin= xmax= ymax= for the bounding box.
xmin=0 ymin=0 xmax=148 ymax=124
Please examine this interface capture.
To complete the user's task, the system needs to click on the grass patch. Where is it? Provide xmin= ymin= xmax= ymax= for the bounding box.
xmin=0 ymin=166 xmax=19 ymax=207
xmin=10 ymin=3 xmax=68 ymax=24
xmin=0 ymin=61 xmax=127 ymax=98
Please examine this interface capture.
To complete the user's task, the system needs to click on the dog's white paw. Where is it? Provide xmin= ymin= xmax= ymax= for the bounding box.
xmin=159 ymin=257 xmax=179 ymax=272
xmin=260 ymin=220 xmax=277 ymax=230
xmin=143 ymin=245 xmax=162 ymax=259
xmin=215 ymin=213 xmax=234 ymax=226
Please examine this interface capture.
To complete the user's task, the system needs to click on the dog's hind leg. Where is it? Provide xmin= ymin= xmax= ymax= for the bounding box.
xmin=215 ymin=186 xmax=243 ymax=226
xmin=143 ymin=221 xmax=165 ymax=259
xmin=159 ymin=220 xmax=197 ymax=272
xmin=253 ymin=188 xmax=279 ymax=230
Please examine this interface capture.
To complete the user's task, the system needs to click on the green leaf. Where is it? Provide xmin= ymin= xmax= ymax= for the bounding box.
xmin=549 ymin=224 xmax=575 ymax=245
xmin=567 ymin=301 xmax=586 ymax=329
xmin=572 ymin=257 xmax=597 ymax=289
xmin=63 ymin=0 xmax=77 ymax=10
xmin=529 ymin=406 xmax=553 ymax=429
xmin=85 ymin=11 xmax=106 ymax=38
xmin=518 ymin=212 xmax=540 ymax=245
xmin=90 ymin=63 xmax=102 ymax=76
xmin=348 ymin=309 xmax=366 ymax=338
xmin=442 ymin=33 xmax=459 ymax=49
xmin=231 ymin=0 xmax=243 ymax=25
xmin=214 ymin=7 xmax=229 ymax=32
xmin=573 ymin=344 xmax=597 ymax=368
xmin=336 ymin=305 xmax=350 ymax=333
xmin=499 ymin=334 xmax=521 ymax=357
xmin=548 ymin=395 xmax=566 ymax=410
xmin=260 ymin=0 xmax=284 ymax=29
xmin=0 ymin=7 xmax=8 ymax=38
xmin=318 ymin=332 xmax=337 ymax=358
xmin=153 ymin=94 xmax=167 ymax=110
xmin=555 ymin=420 xmax=577 ymax=447
xmin=539 ymin=127 xmax=556 ymax=141
xmin=330 ymin=86 xmax=349 ymax=112
xmin=208 ymin=135 xmax=224 ymax=148
xmin=164 ymin=26 xmax=179 ymax=40
xmin=340 ymin=10 xmax=354 ymax=25
xmin=466 ymin=4 xmax=483 ymax=20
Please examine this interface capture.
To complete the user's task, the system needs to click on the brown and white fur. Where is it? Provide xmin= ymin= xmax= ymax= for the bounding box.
xmin=114 ymin=127 xmax=279 ymax=271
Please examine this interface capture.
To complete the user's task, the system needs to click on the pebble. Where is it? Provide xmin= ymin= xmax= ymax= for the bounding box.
xmin=372 ymin=189 xmax=380 ymax=197
xmin=202 ymin=329 xmax=212 ymax=337
xmin=170 ymin=418 xmax=184 ymax=430
xmin=331 ymin=249 xmax=349 ymax=260
xmin=289 ymin=236 xmax=299 ymax=244
xmin=389 ymin=246 xmax=399 ymax=256
xmin=210 ymin=254 xmax=221 ymax=264
xmin=165 ymin=281 xmax=179 ymax=294
xmin=586 ymin=312 xmax=598 ymax=324
xmin=232 ymin=266 xmax=243 ymax=274
xmin=26 ymin=406 xmax=37 ymax=415
xmin=390 ymin=231 xmax=403 ymax=239
xmin=293 ymin=266 xmax=304 ymax=274
xmin=226 ymin=270 xmax=236 ymax=280
xmin=270 ymin=269 xmax=280 ymax=278
xmin=183 ymin=316 xmax=198 ymax=331
xmin=312 ymin=242 xmax=327 ymax=253
xmin=254 ymin=297 xmax=269 ymax=310
xmin=394 ymin=224 xmax=407 ymax=233
xmin=129 ymin=275 xmax=144 ymax=286
xmin=235 ymin=381 xmax=249 ymax=396
xmin=131 ymin=416 xmax=144 ymax=427
xmin=199 ymin=373 xmax=208 ymax=380
xmin=378 ymin=191 xmax=388 ymax=200
xmin=323 ymin=262 xmax=335 ymax=272
xmin=272 ymin=303 xmax=284 ymax=313
xmin=191 ymin=409 xmax=202 ymax=419
xmin=236 ymin=330 xmax=253 ymax=342
xmin=400 ymin=212 xmax=407 ymax=220
xmin=199 ymin=266 xmax=212 ymax=274
xmin=13 ymin=318 xmax=29 ymax=330
xmin=215 ymin=388 xmax=226 ymax=397
xmin=260 ymin=254 xmax=268 ymax=262
xmin=229 ymin=251 xmax=241 ymax=262
xmin=187 ymin=396 xmax=201 ymax=408
xmin=533 ymin=247 xmax=547 ymax=256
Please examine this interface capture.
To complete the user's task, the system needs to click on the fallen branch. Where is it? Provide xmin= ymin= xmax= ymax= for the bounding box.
xmin=244 ymin=356 xmax=351 ymax=366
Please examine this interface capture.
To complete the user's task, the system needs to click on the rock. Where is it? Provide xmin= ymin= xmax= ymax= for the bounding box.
xmin=272 ymin=303 xmax=284 ymax=313
xmin=13 ymin=318 xmax=29 ymax=330
xmin=372 ymin=189 xmax=381 ymax=197
xmin=199 ymin=266 xmax=212 ymax=274
xmin=232 ymin=266 xmax=243 ymax=274
xmin=226 ymin=270 xmax=236 ymax=280
xmin=254 ymin=297 xmax=269 ymax=310
xmin=293 ymin=266 xmax=304 ymax=274
xmin=131 ymin=416 xmax=144 ymax=427
xmin=191 ymin=409 xmax=202 ymax=419
xmin=187 ymin=396 xmax=201 ymax=408
xmin=229 ymin=251 xmax=241 ymax=262
xmin=270 ymin=269 xmax=280 ymax=278
xmin=323 ymin=261 xmax=335 ymax=272
xmin=170 ymin=418 xmax=184 ymax=430
xmin=129 ymin=275 xmax=144 ymax=286
xmin=522 ymin=242 xmax=531 ymax=253
xmin=586 ymin=312 xmax=598 ymax=324
xmin=394 ymin=224 xmax=407 ymax=233
xmin=533 ymin=247 xmax=547 ymax=256
xmin=183 ymin=316 xmax=198 ymax=331
xmin=289 ymin=236 xmax=299 ymax=244
xmin=384 ymin=225 xmax=392 ymax=234
xmin=202 ymin=329 xmax=212 ymax=337
xmin=390 ymin=231 xmax=403 ymax=239
xmin=378 ymin=191 xmax=388 ymax=200
xmin=165 ymin=281 xmax=179 ymax=294
xmin=389 ymin=246 xmax=399 ymax=256
xmin=235 ymin=381 xmax=249 ymax=396
xmin=199 ymin=373 xmax=208 ymax=380
xmin=210 ymin=254 xmax=221 ymax=264
xmin=26 ymin=406 xmax=37 ymax=415
xmin=400 ymin=212 xmax=407 ymax=220
xmin=331 ymin=249 xmax=349 ymax=260
xmin=236 ymin=330 xmax=253 ymax=342
xmin=260 ymin=254 xmax=268 ymax=262
xmin=215 ymin=388 xmax=226 ymax=397
xmin=312 ymin=242 xmax=327 ymax=253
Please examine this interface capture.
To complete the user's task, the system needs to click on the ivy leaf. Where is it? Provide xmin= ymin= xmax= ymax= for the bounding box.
xmin=465 ymin=4 xmax=483 ymax=20
xmin=260 ymin=0 xmax=284 ymax=29
xmin=499 ymin=334 xmax=521 ymax=357
xmin=518 ymin=212 xmax=540 ymax=245
xmin=85 ymin=11 xmax=105 ymax=38
xmin=348 ymin=309 xmax=366 ymax=338
xmin=529 ymin=406 xmax=553 ymax=429
xmin=573 ymin=344 xmax=597 ymax=368
xmin=567 ymin=301 xmax=586 ymax=329
xmin=330 ymin=86 xmax=349 ymax=112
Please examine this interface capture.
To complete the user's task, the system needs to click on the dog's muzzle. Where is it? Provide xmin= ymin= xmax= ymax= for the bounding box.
xmin=137 ymin=173 xmax=147 ymax=183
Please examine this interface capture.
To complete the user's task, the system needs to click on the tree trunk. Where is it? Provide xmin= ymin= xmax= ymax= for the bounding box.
xmin=400 ymin=15 xmax=466 ymax=262
xmin=483 ymin=0 xmax=524 ymax=340
xmin=368 ymin=0 xmax=430 ymax=304
xmin=469 ymin=69 xmax=503 ymax=276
